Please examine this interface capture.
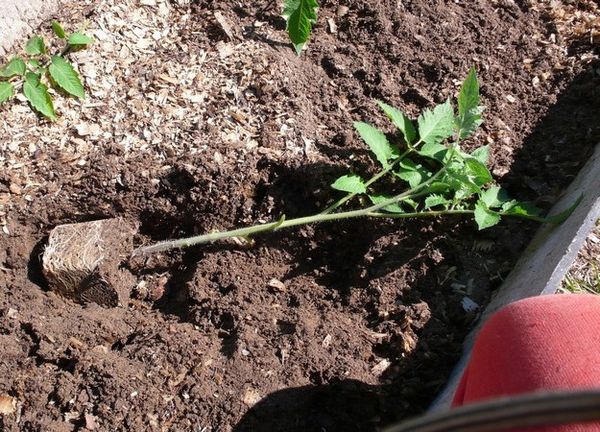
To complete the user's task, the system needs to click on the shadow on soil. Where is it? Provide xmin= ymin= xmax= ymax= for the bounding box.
xmin=227 ymin=64 xmax=600 ymax=431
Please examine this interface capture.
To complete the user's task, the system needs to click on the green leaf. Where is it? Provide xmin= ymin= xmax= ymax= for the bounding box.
xmin=376 ymin=101 xmax=417 ymax=144
xmin=417 ymin=99 xmax=455 ymax=146
xmin=68 ymin=32 xmax=94 ymax=46
xmin=418 ymin=142 xmax=448 ymax=162
xmin=25 ymin=71 xmax=41 ymax=86
xmin=0 ymin=57 xmax=26 ymax=77
xmin=369 ymin=195 xmax=405 ymax=213
xmin=48 ymin=56 xmax=85 ymax=98
xmin=502 ymin=201 xmax=543 ymax=217
xmin=52 ymin=20 xmax=66 ymax=39
xmin=395 ymin=158 xmax=431 ymax=188
xmin=331 ymin=174 xmax=367 ymax=194
xmin=25 ymin=36 xmax=46 ymax=55
xmin=543 ymin=195 xmax=582 ymax=224
xmin=465 ymin=158 xmax=493 ymax=186
xmin=470 ymin=145 xmax=490 ymax=165
xmin=458 ymin=67 xmax=480 ymax=117
xmin=424 ymin=194 xmax=450 ymax=209
xmin=0 ymin=82 xmax=14 ymax=104
xmin=282 ymin=0 xmax=318 ymax=55
xmin=23 ymin=76 xmax=56 ymax=120
xmin=354 ymin=122 xmax=397 ymax=168
xmin=444 ymin=162 xmax=481 ymax=200
xmin=456 ymin=68 xmax=483 ymax=139
xmin=28 ymin=59 xmax=42 ymax=70
xmin=422 ymin=182 xmax=452 ymax=195
xmin=480 ymin=186 xmax=511 ymax=209
xmin=403 ymin=198 xmax=419 ymax=211
xmin=474 ymin=201 xmax=501 ymax=230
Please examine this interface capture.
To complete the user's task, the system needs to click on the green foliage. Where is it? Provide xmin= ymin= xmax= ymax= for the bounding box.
xmin=25 ymin=36 xmax=46 ymax=55
xmin=282 ymin=0 xmax=319 ymax=55
xmin=0 ymin=21 xmax=93 ymax=118
xmin=377 ymin=101 xmax=417 ymax=145
xmin=52 ymin=21 xmax=66 ymax=39
xmin=331 ymin=174 xmax=366 ymax=194
xmin=23 ymin=76 xmax=55 ymax=120
xmin=474 ymin=201 xmax=501 ymax=230
xmin=327 ymin=67 xmax=570 ymax=231
xmin=49 ymin=55 xmax=85 ymax=98
xmin=0 ymin=82 xmax=14 ymax=103
xmin=416 ymin=99 xmax=455 ymax=146
xmin=0 ymin=57 xmax=26 ymax=77
xmin=456 ymin=67 xmax=483 ymax=139
xmin=135 ymin=67 xmax=580 ymax=256
xmin=353 ymin=122 xmax=398 ymax=168
xmin=68 ymin=32 xmax=94 ymax=47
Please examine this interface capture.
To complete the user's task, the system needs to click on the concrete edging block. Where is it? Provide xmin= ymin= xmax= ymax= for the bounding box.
xmin=0 ymin=0 xmax=60 ymax=57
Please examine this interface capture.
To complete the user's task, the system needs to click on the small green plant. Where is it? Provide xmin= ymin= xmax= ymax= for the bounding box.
xmin=0 ymin=20 xmax=93 ymax=120
xmin=283 ymin=0 xmax=319 ymax=55
xmin=134 ymin=68 xmax=578 ymax=256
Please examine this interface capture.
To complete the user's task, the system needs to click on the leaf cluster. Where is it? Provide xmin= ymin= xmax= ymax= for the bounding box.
xmin=0 ymin=21 xmax=93 ymax=120
xmin=330 ymin=68 xmax=562 ymax=230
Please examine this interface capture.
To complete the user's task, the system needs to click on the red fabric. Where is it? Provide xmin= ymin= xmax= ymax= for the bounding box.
xmin=452 ymin=294 xmax=600 ymax=431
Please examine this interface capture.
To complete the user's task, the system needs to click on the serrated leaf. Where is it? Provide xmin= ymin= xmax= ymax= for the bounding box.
xmin=456 ymin=107 xmax=484 ymax=140
xmin=49 ymin=56 xmax=85 ymax=98
xmin=480 ymin=186 xmax=511 ymax=209
xmin=444 ymin=166 xmax=481 ymax=200
xmin=68 ymin=32 xmax=94 ymax=46
xmin=417 ymin=99 xmax=455 ymax=146
xmin=23 ymin=76 xmax=56 ymax=120
xmin=424 ymin=194 xmax=450 ymax=209
xmin=377 ymin=101 xmax=417 ymax=144
xmin=395 ymin=158 xmax=431 ymax=188
xmin=52 ymin=20 xmax=66 ymax=39
xmin=25 ymin=36 xmax=46 ymax=55
xmin=369 ymin=195 xmax=405 ymax=213
xmin=354 ymin=121 xmax=397 ymax=168
xmin=474 ymin=201 xmax=501 ymax=230
xmin=456 ymin=68 xmax=483 ymax=139
xmin=283 ymin=0 xmax=318 ymax=55
xmin=465 ymin=158 xmax=493 ymax=186
xmin=331 ymin=174 xmax=367 ymax=194
xmin=0 ymin=57 xmax=26 ymax=77
xmin=418 ymin=142 xmax=448 ymax=162
xmin=0 ymin=82 xmax=14 ymax=104
xmin=470 ymin=145 xmax=490 ymax=165
xmin=458 ymin=67 xmax=480 ymax=117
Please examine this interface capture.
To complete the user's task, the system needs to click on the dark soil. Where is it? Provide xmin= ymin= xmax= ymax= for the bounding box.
xmin=1 ymin=1 xmax=598 ymax=431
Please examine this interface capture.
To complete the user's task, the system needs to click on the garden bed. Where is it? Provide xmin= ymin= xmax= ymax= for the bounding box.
xmin=0 ymin=0 xmax=598 ymax=431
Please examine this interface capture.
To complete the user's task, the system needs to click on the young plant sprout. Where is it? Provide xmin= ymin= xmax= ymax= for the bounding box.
xmin=283 ymin=0 xmax=319 ymax=55
xmin=134 ymin=69 xmax=577 ymax=256
xmin=0 ymin=20 xmax=93 ymax=120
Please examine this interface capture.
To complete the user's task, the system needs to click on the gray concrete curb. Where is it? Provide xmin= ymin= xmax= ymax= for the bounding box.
xmin=0 ymin=0 xmax=59 ymax=57
xmin=431 ymin=143 xmax=600 ymax=410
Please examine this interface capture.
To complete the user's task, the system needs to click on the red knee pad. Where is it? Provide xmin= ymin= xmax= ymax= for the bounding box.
xmin=453 ymin=294 xmax=600 ymax=431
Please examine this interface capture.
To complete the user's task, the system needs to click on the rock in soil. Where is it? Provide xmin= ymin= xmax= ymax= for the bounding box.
xmin=42 ymin=218 xmax=136 ymax=306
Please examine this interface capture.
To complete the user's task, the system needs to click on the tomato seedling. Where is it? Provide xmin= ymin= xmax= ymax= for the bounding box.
xmin=135 ymin=68 xmax=578 ymax=255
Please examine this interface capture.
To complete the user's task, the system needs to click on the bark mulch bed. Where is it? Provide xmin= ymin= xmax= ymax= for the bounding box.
xmin=0 ymin=0 xmax=598 ymax=431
